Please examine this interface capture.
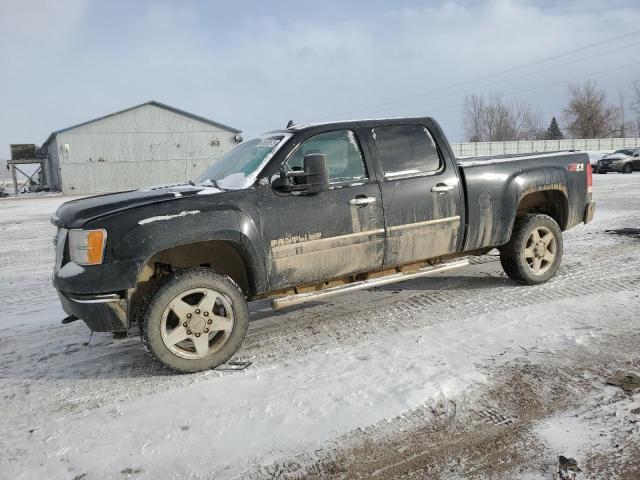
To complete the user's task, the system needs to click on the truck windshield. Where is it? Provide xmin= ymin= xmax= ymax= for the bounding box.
xmin=195 ymin=133 xmax=291 ymax=190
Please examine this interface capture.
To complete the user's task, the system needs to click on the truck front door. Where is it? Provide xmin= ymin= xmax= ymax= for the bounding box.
xmin=257 ymin=129 xmax=385 ymax=290
xmin=368 ymin=123 xmax=464 ymax=267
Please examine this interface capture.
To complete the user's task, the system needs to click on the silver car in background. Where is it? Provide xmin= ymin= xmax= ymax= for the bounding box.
xmin=596 ymin=148 xmax=640 ymax=174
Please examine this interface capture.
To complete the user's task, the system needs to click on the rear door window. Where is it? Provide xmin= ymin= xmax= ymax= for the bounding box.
xmin=372 ymin=124 xmax=441 ymax=178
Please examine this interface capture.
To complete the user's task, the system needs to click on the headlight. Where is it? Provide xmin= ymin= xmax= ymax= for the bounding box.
xmin=68 ymin=229 xmax=107 ymax=265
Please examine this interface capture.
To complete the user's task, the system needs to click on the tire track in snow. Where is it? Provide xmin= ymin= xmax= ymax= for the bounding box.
xmin=0 ymin=209 xmax=638 ymax=451
xmin=245 ymin=304 xmax=640 ymax=480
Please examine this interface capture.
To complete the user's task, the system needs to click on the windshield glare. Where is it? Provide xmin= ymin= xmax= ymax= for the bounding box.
xmin=195 ymin=134 xmax=290 ymax=190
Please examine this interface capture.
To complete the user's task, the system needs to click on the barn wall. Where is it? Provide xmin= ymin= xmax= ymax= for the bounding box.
xmin=53 ymin=104 xmax=238 ymax=194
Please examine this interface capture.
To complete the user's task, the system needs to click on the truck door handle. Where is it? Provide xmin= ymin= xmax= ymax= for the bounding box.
xmin=349 ymin=196 xmax=376 ymax=206
xmin=431 ymin=184 xmax=454 ymax=194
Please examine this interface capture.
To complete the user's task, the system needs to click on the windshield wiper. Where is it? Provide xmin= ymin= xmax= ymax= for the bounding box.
xmin=195 ymin=178 xmax=225 ymax=190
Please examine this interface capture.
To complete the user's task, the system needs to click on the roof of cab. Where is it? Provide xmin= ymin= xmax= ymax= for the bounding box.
xmin=264 ymin=116 xmax=435 ymax=136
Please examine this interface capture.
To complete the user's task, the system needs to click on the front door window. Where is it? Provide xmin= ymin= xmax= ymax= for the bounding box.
xmin=284 ymin=130 xmax=368 ymax=185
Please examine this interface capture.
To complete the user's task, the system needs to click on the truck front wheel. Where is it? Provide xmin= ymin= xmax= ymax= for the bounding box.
xmin=499 ymin=214 xmax=563 ymax=285
xmin=141 ymin=268 xmax=249 ymax=373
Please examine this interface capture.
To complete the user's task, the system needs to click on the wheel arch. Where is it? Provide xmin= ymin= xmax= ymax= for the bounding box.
xmin=128 ymin=236 xmax=265 ymax=329
xmin=515 ymin=188 xmax=569 ymax=231
xmin=136 ymin=238 xmax=263 ymax=296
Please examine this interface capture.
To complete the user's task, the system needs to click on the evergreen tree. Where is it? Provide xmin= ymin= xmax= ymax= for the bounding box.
xmin=546 ymin=117 xmax=564 ymax=140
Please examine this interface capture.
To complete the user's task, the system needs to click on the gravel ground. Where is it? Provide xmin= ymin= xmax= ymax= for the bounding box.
xmin=1 ymin=172 xmax=639 ymax=479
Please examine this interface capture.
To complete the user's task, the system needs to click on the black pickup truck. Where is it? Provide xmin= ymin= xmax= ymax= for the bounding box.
xmin=52 ymin=117 xmax=595 ymax=372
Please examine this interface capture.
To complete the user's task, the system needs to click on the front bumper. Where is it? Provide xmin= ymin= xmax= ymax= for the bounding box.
xmin=583 ymin=201 xmax=596 ymax=224
xmin=597 ymin=161 xmax=623 ymax=172
xmin=58 ymin=290 xmax=128 ymax=332
xmin=52 ymin=228 xmax=138 ymax=332
xmin=53 ymin=260 xmax=141 ymax=294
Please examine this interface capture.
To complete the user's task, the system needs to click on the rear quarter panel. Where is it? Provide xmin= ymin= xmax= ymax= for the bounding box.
xmin=459 ymin=152 xmax=589 ymax=251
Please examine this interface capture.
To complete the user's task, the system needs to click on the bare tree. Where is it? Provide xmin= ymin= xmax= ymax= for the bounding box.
xmin=617 ymin=89 xmax=631 ymax=138
xmin=563 ymin=80 xmax=620 ymax=138
xmin=631 ymin=79 xmax=640 ymax=136
xmin=463 ymin=94 xmax=485 ymax=142
xmin=462 ymin=93 xmax=543 ymax=142
xmin=631 ymin=79 xmax=640 ymax=114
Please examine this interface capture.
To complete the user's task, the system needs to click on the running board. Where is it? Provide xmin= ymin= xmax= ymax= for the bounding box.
xmin=271 ymin=259 xmax=470 ymax=310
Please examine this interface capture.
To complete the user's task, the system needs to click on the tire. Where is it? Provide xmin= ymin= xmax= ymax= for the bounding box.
xmin=597 ymin=168 xmax=607 ymax=174
xmin=622 ymin=164 xmax=632 ymax=174
xmin=499 ymin=214 xmax=563 ymax=285
xmin=141 ymin=268 xmax=249 ymax=373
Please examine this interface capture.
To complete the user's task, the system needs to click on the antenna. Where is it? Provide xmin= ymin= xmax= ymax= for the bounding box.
xmin=286 ymin=120 xmax=294 ymax=128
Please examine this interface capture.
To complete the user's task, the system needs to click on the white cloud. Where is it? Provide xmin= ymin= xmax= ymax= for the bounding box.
xmin=1 ymin=0 xmax=640 ymax=159
xmin=0 ymin=0 xmax=89 ymax=44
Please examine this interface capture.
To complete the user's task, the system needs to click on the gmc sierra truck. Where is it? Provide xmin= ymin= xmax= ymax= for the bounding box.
xmin=52 ymin=117 xmax=595 ymax=372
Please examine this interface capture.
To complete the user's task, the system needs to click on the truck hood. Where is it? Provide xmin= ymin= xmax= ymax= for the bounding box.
xmin=52 ymin=183 xmax=224 ymax=229
xmin=602 ymin=153 xmax=628 ymax=161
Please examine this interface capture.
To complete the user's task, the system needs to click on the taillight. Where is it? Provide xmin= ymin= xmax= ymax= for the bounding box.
xmin=586 ymin=162 xmax=593 ymax=195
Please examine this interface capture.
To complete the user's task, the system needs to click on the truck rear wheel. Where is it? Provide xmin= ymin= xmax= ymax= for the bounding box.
xmin=141 ymin=268 xmax=249 ymax=373
xmin=499 ymin=214 xmax=563 ymax=285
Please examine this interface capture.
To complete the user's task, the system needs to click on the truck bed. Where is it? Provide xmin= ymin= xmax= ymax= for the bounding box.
xmin=457 ymin=151 xmax=590 ymax=252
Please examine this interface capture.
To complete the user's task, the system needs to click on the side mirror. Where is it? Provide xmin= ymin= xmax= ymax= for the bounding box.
xmin=301 ymin=153 xmax=329 ymax=193
xmin=272 ymin=172 xmax=293 ymax=191
xmin=272 ymin=153 xmax=329 ymax=195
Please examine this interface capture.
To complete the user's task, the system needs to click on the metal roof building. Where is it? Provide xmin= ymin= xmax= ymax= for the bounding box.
xmin=43 ymin=101 xmax=241 ymax=194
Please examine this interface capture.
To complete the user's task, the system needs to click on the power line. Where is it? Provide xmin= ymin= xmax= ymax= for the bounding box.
xmin=321 ymin=28 xmax=640 ymax=120
xmin=349 ymin=40 xmax=640 ymax=115
xmin=357 ymin=42 xmax=640 ymax=116
xmin=425 ymin=60 xmax=640 ymax=116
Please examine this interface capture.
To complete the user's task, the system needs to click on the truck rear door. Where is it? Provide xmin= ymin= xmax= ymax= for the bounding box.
xmin=367 ymin=122 xmax=463 ymax=266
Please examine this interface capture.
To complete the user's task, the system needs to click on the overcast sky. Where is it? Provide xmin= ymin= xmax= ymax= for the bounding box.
xmin=1 ymin=0 xmax=640 ymax=159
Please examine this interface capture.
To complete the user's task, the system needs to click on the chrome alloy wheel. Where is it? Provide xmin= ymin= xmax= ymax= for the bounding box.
xmin=160 ymin=288 xmax=234 ymax=359
xmin=524 ymin=226 xmax=556 ymax=275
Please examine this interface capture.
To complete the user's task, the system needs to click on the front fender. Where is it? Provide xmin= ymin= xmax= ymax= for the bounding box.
xmin=612 ymin=161 xmax=629 ymax=172
xmin=56 ymin=192 xmax=268 ymax=295
xmin=122 ymin=209 xmax=267 ymax=295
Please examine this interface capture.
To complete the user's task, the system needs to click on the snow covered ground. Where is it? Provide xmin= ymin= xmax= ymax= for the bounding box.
xmin=1 ymin=173 xmax=639 ymax=479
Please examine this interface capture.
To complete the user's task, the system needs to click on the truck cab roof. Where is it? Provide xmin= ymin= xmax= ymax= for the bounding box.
xmin=265 ymin=116 xmax=438 ymax=135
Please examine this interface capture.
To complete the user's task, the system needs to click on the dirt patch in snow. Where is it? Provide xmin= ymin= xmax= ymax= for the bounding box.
xmin=249 ymin=330 xmax=640 ymax=480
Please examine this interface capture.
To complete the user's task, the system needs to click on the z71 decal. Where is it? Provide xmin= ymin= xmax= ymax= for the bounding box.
xmin=567 ymin=163 xmax=585 ymax=172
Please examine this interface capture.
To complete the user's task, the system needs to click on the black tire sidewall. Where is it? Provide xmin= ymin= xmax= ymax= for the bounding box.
xmin=141 ymin=268 xmax=249 ymax=373
xmin=500 ymin=214 xmax=563 ymax=285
